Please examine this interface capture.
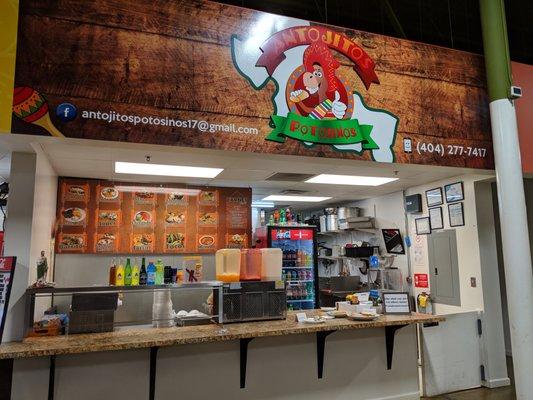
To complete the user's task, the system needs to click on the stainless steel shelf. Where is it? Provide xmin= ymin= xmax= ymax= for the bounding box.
xmin=317 ymin=228 xmax=377 ymax=235
xmin=26 ymin=281 xmax=223 ymax=295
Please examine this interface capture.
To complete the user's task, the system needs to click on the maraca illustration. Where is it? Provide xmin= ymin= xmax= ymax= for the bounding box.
xmin=12 ymin=86 xmax=63 ymax=137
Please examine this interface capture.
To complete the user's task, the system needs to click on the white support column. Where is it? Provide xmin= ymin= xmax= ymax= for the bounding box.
xmin=490 ymin=98 xmax=533 ymax=399
xmin=3 ymin=152 xmax=37 ymax=342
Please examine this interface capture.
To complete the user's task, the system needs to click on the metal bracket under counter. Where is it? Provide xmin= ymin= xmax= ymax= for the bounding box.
xmin=239 ymin=324 xmax=409 ymax=388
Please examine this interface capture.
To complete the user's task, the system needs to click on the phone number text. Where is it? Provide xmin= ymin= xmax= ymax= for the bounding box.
xmin=416 ymin=142 xmax=488 ymax=158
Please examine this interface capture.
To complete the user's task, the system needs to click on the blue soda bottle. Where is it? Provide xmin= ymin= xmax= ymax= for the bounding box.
xmin=147 ymin=261 xmax=157 ymax=285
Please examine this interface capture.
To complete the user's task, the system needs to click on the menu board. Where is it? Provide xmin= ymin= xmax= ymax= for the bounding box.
xmin=55 ymin=179 xmax=251 ymax=254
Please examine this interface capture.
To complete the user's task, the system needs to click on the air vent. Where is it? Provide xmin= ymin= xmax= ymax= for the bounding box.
xmin=266 ymin=173 xmax=316 ymax=182
xmin=279 ymin=189 xmax=309 ymax=195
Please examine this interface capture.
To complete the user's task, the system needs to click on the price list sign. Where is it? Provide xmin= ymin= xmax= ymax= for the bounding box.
xmin=0 ymin=256 xmax=16 ymax=343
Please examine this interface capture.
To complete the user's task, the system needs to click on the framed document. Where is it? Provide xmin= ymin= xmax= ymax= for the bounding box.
xmin=382 ymin=292 xmax=411 ymax=314
xmin=444 ymin=182 xmax=464 ymax=203
xmin=448 ymin=202 xmax=465 ymax=227
xmin=415 ymin=217 xmax=431 ymax=235
xmin=429 ymin=207 xmax=444 ymax=230
xmin=425 ymin=187 xmax=443 ymax=207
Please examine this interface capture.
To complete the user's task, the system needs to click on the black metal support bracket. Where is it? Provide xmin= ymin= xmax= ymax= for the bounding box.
xmin=316 ymin=330 xmax=336 ymax=379
xmin=385 ymin=324 xmax=407 ymax=370
xmin=240 ymin=338 xmax=254 ymax=389
xmin=48 ymin=355 xmax=56 ymax=400
xmin=149 ymin=346 xmax=159 ymax=400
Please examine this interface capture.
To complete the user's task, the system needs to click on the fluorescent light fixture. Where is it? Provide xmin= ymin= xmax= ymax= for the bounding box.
xmin=114 ymin=186 xmax=201 ymax=196
xmin=263 ymin=195 xmax=331 ymax=202
xmin=251 ymin=201 xmax=275 ymax=208
xmin=305 ymin=174 xmax=398 ymax=186
xmin=115 ymin=162 xmax=223 ymax=179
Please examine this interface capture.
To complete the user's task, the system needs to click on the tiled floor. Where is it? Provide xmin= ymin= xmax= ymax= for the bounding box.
xmin=422 ymin=385 xmax=515 ymax=400
xmin=423 ymin=357 xmax=516 ymax=400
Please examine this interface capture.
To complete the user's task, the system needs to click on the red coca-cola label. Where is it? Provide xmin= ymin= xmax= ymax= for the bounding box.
xmin=272 ymin=229 xmax=313 ymax=241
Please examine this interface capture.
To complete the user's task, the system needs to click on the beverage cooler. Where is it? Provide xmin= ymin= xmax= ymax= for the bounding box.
xmin=256 ymin=226 xmax=319 ymax=310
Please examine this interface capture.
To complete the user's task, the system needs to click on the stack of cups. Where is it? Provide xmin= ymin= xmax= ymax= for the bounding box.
xmin=152 ymin=289 xmax=174 ymax=328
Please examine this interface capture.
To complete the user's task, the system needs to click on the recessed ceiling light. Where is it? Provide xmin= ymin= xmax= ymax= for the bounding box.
xmin=262 ymin=195 xmax=332 ymax=202
xmin=251 ymin=201 xmax=275 ymax=208
xmin=115 ymin=162 xmax=223 ymax=178
xmin=305 ymin=174 xmax=398 ymax=186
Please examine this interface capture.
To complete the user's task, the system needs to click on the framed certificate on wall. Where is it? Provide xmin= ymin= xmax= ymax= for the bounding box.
xmin=429 ymin=207 xmax=444 ymax=230
xmin=448 ymin=202 xmax=465 ymax=227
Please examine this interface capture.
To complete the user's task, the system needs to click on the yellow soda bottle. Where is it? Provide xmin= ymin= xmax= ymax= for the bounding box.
xmin=115 ymin=258 xmax=125 ymax=286
xmin=132 ymin=258 xmax=140 ymax=286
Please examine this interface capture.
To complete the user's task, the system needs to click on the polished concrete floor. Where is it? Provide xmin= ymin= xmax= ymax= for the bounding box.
xmin=423 ymin=357 xmax=516 ymax=400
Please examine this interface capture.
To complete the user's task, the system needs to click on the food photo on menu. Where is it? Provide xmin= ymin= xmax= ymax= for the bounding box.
xmin=95 ymin=233 xmax=118 ymax=252
xmin=65 ymin=184 xmax=88 ymax=202
xmin=227 ymin=233 xmax=247 ymax=248
xmin=166 ymin=232 xmax=186 ymax=250
xmin=198 ymin=234 xmax=216 ymax=250
xmin=166 ymin=192 xmax=187 ymax=205
xmin=98 ymin=210 xmax=120 ymax=227
xmin=133 ymin=210 xmax=153 ymax=226
xmin=134 ymin=191 xmax=156 ymax=205
xmin=198 ymin=211 xmax=217 ymax=226
xmin=61 ymin=207 xmax=87 ymax=226
xmin=198 ymin=190 xmax=218 ymax=205
xmin=132 ymin=233 xmax=154 ymax=252
xmin=58 ymin=233 xmax=86 ymax=251
xmin=165 ymin=211 xmax=186 ymax=225
xmin=99 ymin=186 xmax=120 ymax=202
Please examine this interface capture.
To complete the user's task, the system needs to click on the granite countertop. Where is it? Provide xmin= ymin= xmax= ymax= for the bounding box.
xmin=0 ymin=311 xmax=443 ymax=359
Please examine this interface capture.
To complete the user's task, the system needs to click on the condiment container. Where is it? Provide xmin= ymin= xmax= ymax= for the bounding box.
xmin=215 ymin=249 xmax=241 ymax=282
xmin=240 ymin=249 xmax=262 ymax=281
xmin=260 ymin=248 xmax=282 ymax=281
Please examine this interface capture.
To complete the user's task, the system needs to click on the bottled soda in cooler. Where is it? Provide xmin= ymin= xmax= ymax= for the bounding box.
xmin=293 ymin=286 xmax=301 ymax=299
xmin=299 ymin=269 xmax=306 ymax=281
xmin=287 ymin=286 xmax=293 ymax=300
xmin=301 ymin=286 xmax=307 ymax=300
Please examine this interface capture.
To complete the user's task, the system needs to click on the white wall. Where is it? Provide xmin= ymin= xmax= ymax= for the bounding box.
xmin=29 ymin=146 xmax=58 ymax=283
xmin=406 ymin=175 xmax=487 ymax=315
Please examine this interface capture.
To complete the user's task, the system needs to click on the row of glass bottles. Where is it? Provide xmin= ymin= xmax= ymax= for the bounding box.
xmin=109 ymin=258 xmax=164 ymax=286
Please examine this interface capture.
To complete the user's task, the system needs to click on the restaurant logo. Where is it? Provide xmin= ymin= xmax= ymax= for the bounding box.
xmin=232 ymin=23 xmax=399 ymax=162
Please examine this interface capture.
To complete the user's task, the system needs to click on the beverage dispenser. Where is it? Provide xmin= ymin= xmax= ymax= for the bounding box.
xmin=215 ymin=249 xmax=241 ymax=282
xmin=240 ymin=249 xmax=262 ymax=281
xmin=260 ymin=248 xmax=282 ymax=281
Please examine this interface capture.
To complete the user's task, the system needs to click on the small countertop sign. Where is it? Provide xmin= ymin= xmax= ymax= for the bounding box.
xmin=296 ymin=312 xmax=307 ymax=323
xmin=382 ymin=292 xmax=411 ymax=314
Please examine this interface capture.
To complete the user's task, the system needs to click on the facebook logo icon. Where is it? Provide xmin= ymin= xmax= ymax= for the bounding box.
xmin=56 ymin=103 xmax=77 ymax=122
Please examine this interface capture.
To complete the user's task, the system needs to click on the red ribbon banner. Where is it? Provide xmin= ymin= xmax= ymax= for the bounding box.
xmin=256 ymin=26 xmax=380 ymax=89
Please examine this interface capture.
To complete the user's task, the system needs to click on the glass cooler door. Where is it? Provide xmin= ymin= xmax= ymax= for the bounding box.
xmin=270 ymin=227 xmax=317 ymax=310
